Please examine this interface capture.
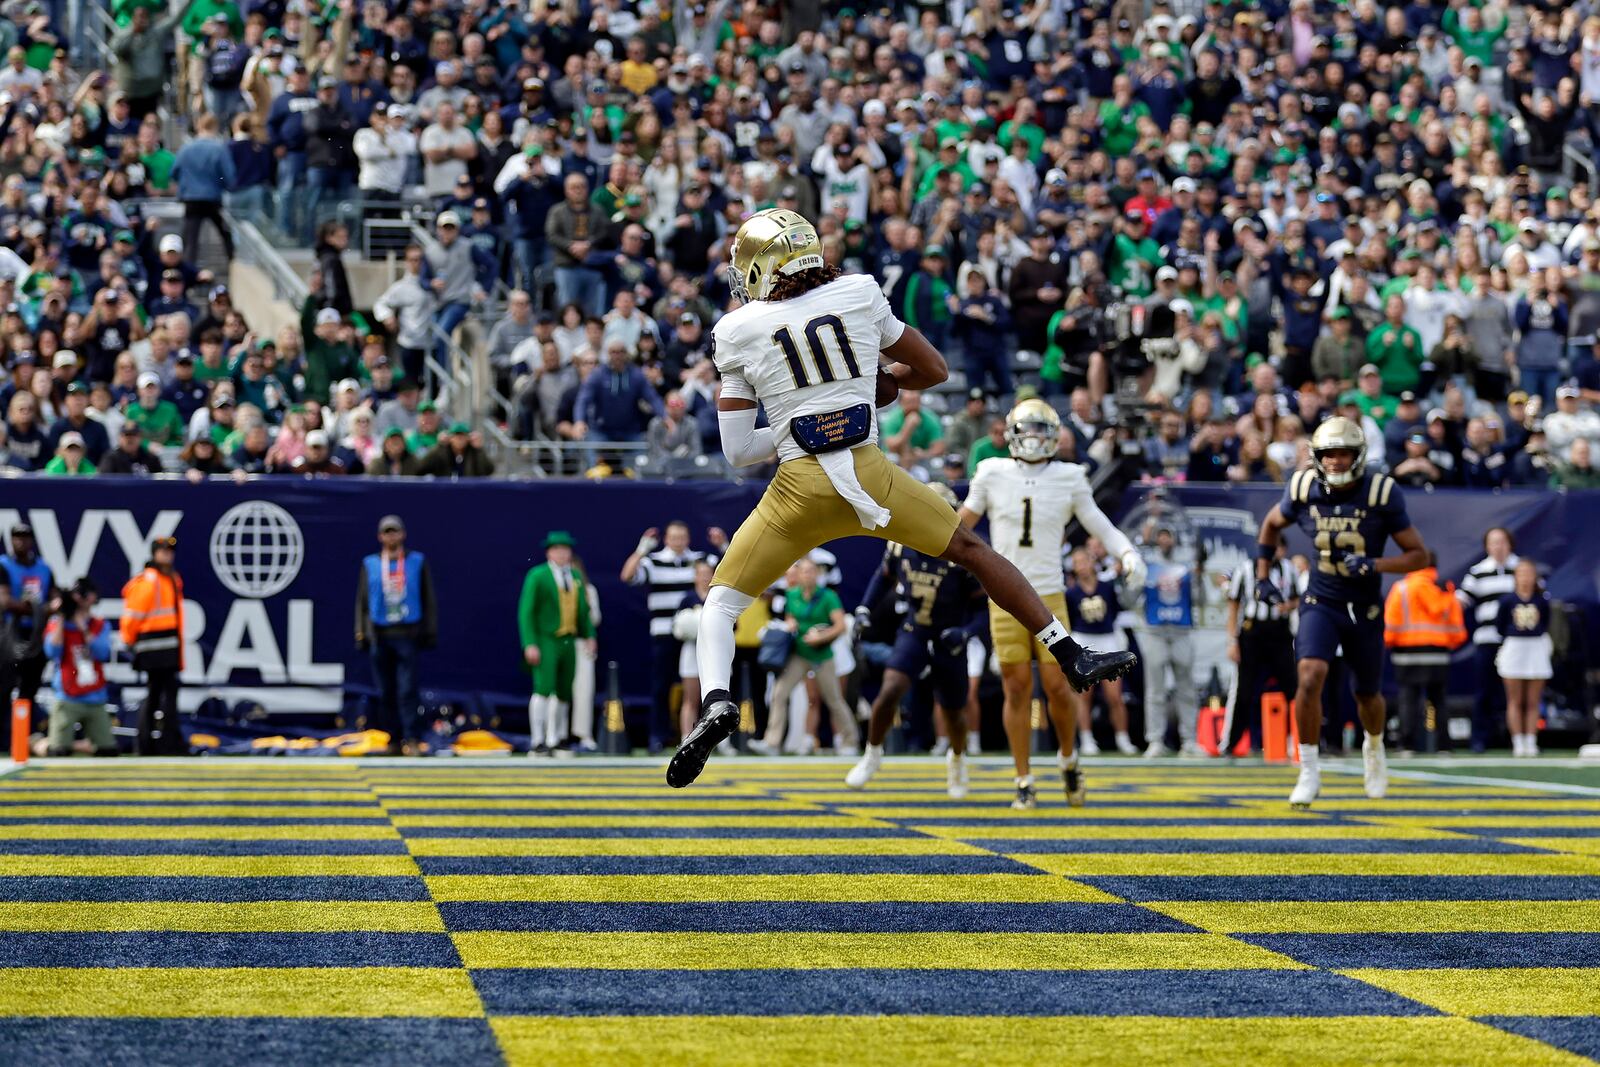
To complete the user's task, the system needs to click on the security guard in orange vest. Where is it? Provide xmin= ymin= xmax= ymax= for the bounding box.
xmin=120 ymin=536 xmax=187 ymax=755
xmin=1383 ymin=550 xmax=1468 ymax=752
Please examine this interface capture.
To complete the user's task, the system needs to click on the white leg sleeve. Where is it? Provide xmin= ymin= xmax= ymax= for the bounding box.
xmin=696 ymin=585 xmax=753 ymax=696
xmin=551 ymin=700 xmax=570 ymax=747
xmin=528 ymin=694 xmax=546 ymax=746
xmin=572 ymin=645 xmax=595 ymax=742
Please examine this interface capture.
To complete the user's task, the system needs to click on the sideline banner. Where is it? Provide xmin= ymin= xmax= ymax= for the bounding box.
xmin=2 ymin=478 xmax=1593 ymax=714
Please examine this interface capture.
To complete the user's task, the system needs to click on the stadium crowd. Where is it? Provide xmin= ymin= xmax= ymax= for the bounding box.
xmin=0 ymin=0 xmax=1597 ymax=485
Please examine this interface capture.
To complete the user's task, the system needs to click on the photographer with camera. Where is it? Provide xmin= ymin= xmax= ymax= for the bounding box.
xmin=41 ymin=578 xmax=117 ymax=758
xmin=1040 ymin=274 xmax=1114 ymax=403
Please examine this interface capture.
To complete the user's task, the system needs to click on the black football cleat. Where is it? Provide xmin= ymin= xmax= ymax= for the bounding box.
xmin=1054 ymin=640 xmax=1138 ymax=693
xmin=666 ymin=691 xmax=739 ymax=789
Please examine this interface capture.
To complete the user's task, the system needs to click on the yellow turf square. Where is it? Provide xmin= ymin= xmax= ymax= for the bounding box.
xmin=0 ymin=823 xmax=401 ymax=840
xmin=390 ymin=814 xmax=895 ymax=829
xmin=0 ymin=968 xmax=482 ymax=1017
xmin=490 ymin=1015 xmax=1596 ymax=1067
xmin=1342 ymin=968 xmax=1600 ymax=1016
xmin=451 ymin=932 xmax=1306 ymax=971
xmin=911 ymin=823 xmax=1472 ymax=841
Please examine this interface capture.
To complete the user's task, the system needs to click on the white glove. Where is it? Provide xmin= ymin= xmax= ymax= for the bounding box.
xmin=636 ymin=533 xmax=659 ymax=556
xmin=1120 ymin=549 xmax=1147 ymax=589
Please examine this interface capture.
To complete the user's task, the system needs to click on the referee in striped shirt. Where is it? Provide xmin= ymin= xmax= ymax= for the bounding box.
xmin=1457 ymin=527 xmax=1518 ymax=753
xmin=622 ymin=521 xmax=726 ymax=752
xmin=1223 ymin=543 xmax=1300 ymax=754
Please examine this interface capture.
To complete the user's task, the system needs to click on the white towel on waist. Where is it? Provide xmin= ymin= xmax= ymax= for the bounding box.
xmin=817 ymin=448 xmax=891 ymax=530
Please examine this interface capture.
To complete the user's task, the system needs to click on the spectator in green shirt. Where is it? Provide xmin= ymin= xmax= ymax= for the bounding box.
xmin=880 ymin=389 xmax=945 ymax=469
xmin=44 ymin=432 xmax=96 ymax=475
xmin=1109 ymin=212 xmax=1163 ymax=297
xmin=1342 ymin=364 xmax=1400 ymax=427
xmin=997 ymin=99 xmax=1045 ymax=163
xmin=406 ymin=401 xmax=442 ymax=454
xmin=1441 ymin=3 xmax=1507 ymax=67
xmin=968 ymin=416 xmax=1009 ymax=473
xmin=753 ymin=557 xmax=858 ymax=755
xmin=125 ymin=372 xmax=186 ymax=444
xmin=1552 ymin=439 xmax=1600 ymax=490
xmin=301 ymin=300 xmax=362 ymax=406
xmin=1098 ymin=76 xmax=1150 ymax=159
xmin=1366 ymin=295 xmax=1426 ymax=395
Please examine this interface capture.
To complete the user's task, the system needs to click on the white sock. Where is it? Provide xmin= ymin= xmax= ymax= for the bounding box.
xmin=549 ymin=700 xmax=569 ymax=748
xmin=697 ymin=586 xmax=754 ymax=695
xmin=1034 ymin=618 xmax=1070 ymax=647
xmin=1512 ymin=735 xmax=1525 ymax=755
xmin=864 ymin=742 xmax=884 ymax=758
xmin=1525 ymin=732 xmax=1538 ymax=751
xmin=1115 ymin=730 xmax=1132 ymax=747
xmin=1059 ymin=749 xmax=1079 ymax=770
xmin=1365 ymin=731 xmax=1384 ymax=749
xmin=1017 ymin=774 xmax=1034 ymax=789
xmin=528 ymin=694 xmax=547 ymax=745
xmin=1298 ymin=743 xmax=1320 ymax=768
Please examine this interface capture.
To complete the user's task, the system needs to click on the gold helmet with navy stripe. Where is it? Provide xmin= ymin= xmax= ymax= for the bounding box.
xmin=1005 ymin=398 xmax=1061 ymax=463
xmin=726 ymin=208 xmax=824 ymax=302
xmin=1310 ymin=415 xmax=1367 ymax=488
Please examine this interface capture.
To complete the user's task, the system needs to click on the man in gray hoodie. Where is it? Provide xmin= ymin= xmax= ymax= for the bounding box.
xmin=422 ymin=211 xmax=478 ymax=365
xmin=111 ymin=0 xmax=198 ymax=118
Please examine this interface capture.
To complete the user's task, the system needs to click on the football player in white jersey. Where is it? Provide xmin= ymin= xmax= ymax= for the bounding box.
xmin=666 ymin=209 xmax=1138 ymax=788
xmin=960 ymin=400 xmax=1146 ymax=809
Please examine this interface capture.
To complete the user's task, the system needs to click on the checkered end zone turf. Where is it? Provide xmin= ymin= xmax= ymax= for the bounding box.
xmin=1 ymin=760 xmax=1599 ymax=1067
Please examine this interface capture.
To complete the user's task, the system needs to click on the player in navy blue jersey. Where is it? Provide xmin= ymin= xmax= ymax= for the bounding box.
xmin=847 ymin=486 xmax=987 ymax=798
xmin=1256 ymin=417 xmax=1429 ymax=808
xmin=1495 ymin=558 xmax=1553 ymax=759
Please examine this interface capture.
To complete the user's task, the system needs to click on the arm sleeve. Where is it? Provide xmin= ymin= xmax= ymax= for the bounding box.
xmin=1070 ymin=473 xmax=1133 ymax=558
xmin=718 ymin=404 xmax=778 ymax=467
xmin=517 ymin=569 xmax=540 ymax=647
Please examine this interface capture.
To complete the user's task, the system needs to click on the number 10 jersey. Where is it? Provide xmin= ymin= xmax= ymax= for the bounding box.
xmin=712 ymin=273 xmax=900 ymax=464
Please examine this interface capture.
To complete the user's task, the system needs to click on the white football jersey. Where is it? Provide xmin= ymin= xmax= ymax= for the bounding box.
xmin=964 ymin=457 xmax=1133 ymax=596
xmin=712 ymin=272 xmax=903 ymax=463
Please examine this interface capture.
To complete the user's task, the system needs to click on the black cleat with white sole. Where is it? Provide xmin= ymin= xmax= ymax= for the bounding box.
xmin=1053 ymin=640 xmax=1138 ymax=693
xmin=666 ymin=690 xmax=739 ymax=788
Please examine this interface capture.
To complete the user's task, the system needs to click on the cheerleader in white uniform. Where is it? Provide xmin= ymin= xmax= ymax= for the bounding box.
xmin=1066 ymin=549 xmax=1139 ymax=756
xmin=1494 ymin=559 xmax=1553 ymax=758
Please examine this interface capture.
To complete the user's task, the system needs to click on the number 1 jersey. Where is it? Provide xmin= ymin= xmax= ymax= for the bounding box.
xmin=712 ymin=273 xmax=901 ymax=464
xmin=1279 ymin=468 xmax=1410 ymax=606
xmin=964 ymin=458 xmax=1108 ymax=597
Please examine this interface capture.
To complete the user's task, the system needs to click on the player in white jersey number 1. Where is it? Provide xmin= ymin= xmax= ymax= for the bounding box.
xmin=961 ymin=400 xmax=1146 ymax=809
xmin=666 ymin=209 xmax=1139 ymax=788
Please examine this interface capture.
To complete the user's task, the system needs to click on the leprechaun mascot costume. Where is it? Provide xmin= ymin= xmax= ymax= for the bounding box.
xmin=517 ymin=531 xmax=596 ymax=754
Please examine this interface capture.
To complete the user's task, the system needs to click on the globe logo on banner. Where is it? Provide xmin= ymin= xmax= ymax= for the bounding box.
xmin=209 ymin=501 xmax=305 ymax=599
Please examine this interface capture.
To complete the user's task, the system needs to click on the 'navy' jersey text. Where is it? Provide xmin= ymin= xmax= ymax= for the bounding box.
xmin=1278 ymin=469 xmax=1410 ymax=605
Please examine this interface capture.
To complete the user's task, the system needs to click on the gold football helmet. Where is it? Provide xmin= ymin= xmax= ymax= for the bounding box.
xmin=928 ymin=482 xmax=959 ymax=508
xmin=1310 ymin=415 xmax=1367 ymax=487
xmin=1005 ymin=398 xmax=1061 ymax=463
xmin=726 ymin=208 xmax=824 ymax=302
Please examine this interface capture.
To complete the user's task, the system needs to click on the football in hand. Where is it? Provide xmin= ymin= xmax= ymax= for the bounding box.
xmin=876 ymin=368 xmax=899 ymax=407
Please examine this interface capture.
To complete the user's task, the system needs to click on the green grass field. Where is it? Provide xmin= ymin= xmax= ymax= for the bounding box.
xmin=1 ymin=756 xmax=1598 ymax=1066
